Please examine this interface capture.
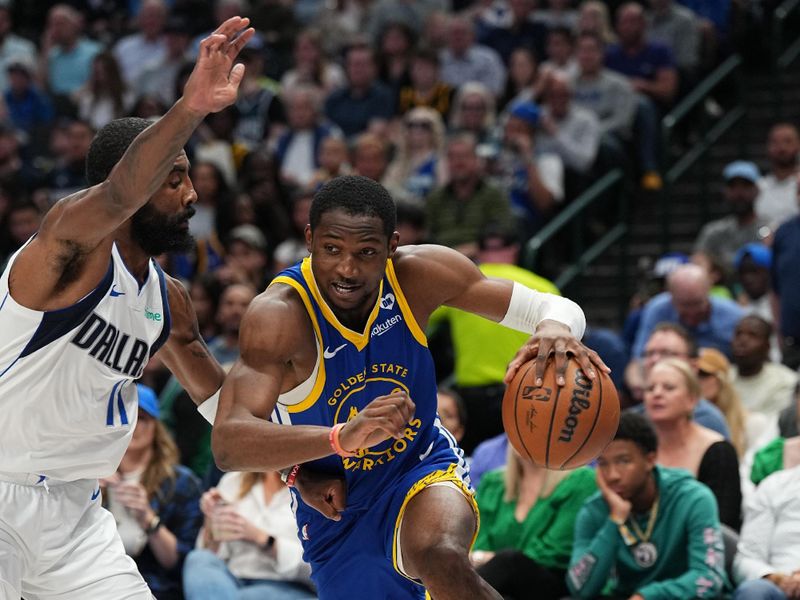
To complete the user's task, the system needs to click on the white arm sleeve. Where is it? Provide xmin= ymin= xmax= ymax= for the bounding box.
xmin=196 ymin=388 xmax=221 ymax=425
xmin=497 ymin=281 xmax=586 ymax=339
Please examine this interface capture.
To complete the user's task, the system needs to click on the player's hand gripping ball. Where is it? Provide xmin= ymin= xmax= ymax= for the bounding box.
xmin=503 ymin=358 xmax=620 ymax=469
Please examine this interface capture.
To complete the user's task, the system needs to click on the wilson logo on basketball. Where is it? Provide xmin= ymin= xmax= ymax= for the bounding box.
xmin=558 ymin=370 xmax=593 ymax=443
xmin=521 ymin=386 xmax=552 ymax=402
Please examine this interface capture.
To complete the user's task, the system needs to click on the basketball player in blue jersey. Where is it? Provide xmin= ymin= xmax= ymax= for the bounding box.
xmin=213 ymin=175 xmax=609 ymax=599
xmin=0 ymin=17 xmax=255 ymax=599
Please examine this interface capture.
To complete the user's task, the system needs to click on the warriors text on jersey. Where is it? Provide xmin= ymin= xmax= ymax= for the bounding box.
xmin=0 ymin=242 xmax=171 ymax=481
xmin=271 ymin=257 xmax=474 ymax=599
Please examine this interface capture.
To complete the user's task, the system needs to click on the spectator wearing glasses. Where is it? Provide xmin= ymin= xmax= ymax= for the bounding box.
xmin=632 ymin=264 xmax=745 ymax=360
xmin=448 ymin=82 xmax=497 ymax=146
xmin=634 ymin=322 xmax=731 ymax=439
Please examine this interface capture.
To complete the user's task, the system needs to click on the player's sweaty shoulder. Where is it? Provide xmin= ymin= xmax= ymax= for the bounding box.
xmin=239 ymin=283 xmax=312 ymax=357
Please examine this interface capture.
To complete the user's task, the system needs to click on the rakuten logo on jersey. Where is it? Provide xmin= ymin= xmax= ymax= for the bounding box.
xmin=371 ymin=314 xmax=403 ymax=337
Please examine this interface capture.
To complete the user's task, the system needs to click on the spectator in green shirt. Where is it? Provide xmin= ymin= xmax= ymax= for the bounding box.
xmin=568 ymin=412 xmax=729 ymax=600
xmin=428 ymin=225 xmax=560 ymax=453
xmin=424 ymin=132 xmax=514 ymax=259
xmin=471 ymin=445 xmax=596 ymax=600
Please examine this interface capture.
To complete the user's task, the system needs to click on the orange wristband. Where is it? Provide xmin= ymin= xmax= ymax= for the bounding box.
xmin=330 ymin=423 xmax=356 ymax=457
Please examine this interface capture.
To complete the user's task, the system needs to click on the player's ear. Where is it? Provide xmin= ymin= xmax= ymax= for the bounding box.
xmin=305 ymin=224 xmax=313 ymax=252
xmin=388 ymin=231 xmax=399 ymax=256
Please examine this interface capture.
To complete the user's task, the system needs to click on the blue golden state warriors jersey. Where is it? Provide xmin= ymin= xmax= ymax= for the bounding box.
xmin=271 ymin=258 xmax=473 ymax=599
xmin=271 ymin=257 xmax=468 ymax=511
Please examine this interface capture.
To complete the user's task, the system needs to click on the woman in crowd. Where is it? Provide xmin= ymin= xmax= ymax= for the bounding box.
xmin=500 ymin=47 xmax=545 ymax=111
xmin=73 ymin=51 xmax=133 ymax=130
xmin=470 ymin=446 xmax=597 ymax=600
xmin=449 ymin=82 xmax=497 ymax=145
xmin=183 ymin=470 xmax=316 ymax=600
xmin=103 ymin=385 xmax=203 ymax=600
xmin=644 ymin=358 xmax=742 ymax=529
xmin=280 ymin=28 xmax=346 ymax=96
xmin=384 ymin=107 xmax=447 ymax=201
xmin=576 ymin=1 xmax=616 ymax=44
xmin=697 ymin=347 xmax=776 ymax=459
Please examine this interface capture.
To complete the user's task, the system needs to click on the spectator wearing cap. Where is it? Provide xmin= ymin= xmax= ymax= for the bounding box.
xmin=697 ymin=347 xmax=776 ymax=464
xmin=440 ymin=16 xmax=506 ymax=97
xmin=0 ymin=6 xmax=36 ymax=93
xmin=113 ymin=0 xmax=168 ymax=86
xmin=693 ymin=161 xmax=768 ymax=277
xmin=425 ymin=131 xmax=513 ymax=258
xmin=734 ymin=243 xmax=773 ymax=325
xmin=771 ymin=207 xmax=800 ymax=370
xmin=134 ymin=15 xmax=193 ymax=107
xmin=4 ymin=56 xmax=54 ymax=139
xmin=428 ymin=224 xmax=560 ymax=455
xmin=324 ymin=43 xmax=395 ymax=139
xmin=494 ymin=100 xmax=564 ymax=236
xmin=40 ymin=4 xmax=102 ymax=97
xmin=731 ymin=315 xmax=798 ymax=423
xmin=102 ymin=384 xmax=203 ymax=600
xmin=632 ymin=263 xmax=745 ymax=359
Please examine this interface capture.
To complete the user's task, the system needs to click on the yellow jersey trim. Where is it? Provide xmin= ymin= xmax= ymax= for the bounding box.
xmin=391 ymin=464 xmax=479 ymax=584
xmin=269 ymin=276 xmax=327 ymax=414
xmin=300 ymin=257 xmax=383 ymax=351
xmin=385 ymin=258 xmax=428 ymax=347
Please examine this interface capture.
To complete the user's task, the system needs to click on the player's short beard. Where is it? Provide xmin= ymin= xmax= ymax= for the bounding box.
xmin=130 ymin=203 xmax=196 ymax=256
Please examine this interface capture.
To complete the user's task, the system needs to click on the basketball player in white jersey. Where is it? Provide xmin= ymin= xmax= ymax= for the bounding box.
xmin=0 ymin=17 xmax=254 ymax=599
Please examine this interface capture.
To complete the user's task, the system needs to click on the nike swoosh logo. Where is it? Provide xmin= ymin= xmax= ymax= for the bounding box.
xmin=323 ymin=344 xmax=348 ymax=359
xmin=90 ymin=488 xmax=101 ymax=501
xmin=109 ymin=284 xmax=125 ymax=297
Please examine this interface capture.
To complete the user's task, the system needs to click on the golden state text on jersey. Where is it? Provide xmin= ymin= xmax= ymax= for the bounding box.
xmin=270 ymin=258 xmax=469 ymax=512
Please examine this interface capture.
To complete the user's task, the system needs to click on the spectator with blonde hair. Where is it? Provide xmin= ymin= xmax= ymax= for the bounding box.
xmin=384 ymin=107 xmax=448 ymax=200
xmin=103 ymin=385 xmax=203 ymax=599
xmin=576 ymin=1 xmax=617 ymax=44
xmin=471 ymin=444 xmax=596 ymax=600
xmin=698 ymin=347 xmax=776 ymax=460
xmin=645 ymin=357 xmax=742 ymax=529
xmin=449 ymin=81 xmax=497 ymax=144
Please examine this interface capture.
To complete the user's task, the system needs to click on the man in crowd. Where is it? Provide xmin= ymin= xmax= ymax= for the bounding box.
xmin=693 ymin=161 xmax=767 ymax=275
xmin=632 ymin=264 xmax=745 ymax=359
xmin=568 ymin=412 xmax=728 ymax=599
xmin=757 ymin=123 xmax=799 ymax=230
xmin=731 ymin=315 xmax=797 ymax=422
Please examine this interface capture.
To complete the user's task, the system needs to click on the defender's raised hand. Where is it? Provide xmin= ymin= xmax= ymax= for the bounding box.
xmin=183 ymin=16 xmax=255 ymax=115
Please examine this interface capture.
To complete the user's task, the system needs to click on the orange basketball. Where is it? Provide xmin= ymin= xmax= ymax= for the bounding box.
xmin=502 ymin=358 xmax=620 ymax=470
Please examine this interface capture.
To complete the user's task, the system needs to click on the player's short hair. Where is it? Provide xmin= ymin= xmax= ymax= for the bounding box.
xmin=614 ymin=411 xmax=658 ymax=454
xmin=310 ymin=175 xmax=396 ymax=239
xmin=86 ymin=117 xmax=153 ymax=186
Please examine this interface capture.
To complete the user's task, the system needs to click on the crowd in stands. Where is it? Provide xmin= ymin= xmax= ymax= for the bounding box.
xmin=1 ymin=0 xmax=799 ymax=598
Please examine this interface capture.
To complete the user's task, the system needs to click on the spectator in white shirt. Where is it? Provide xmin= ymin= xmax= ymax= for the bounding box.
xmin=733 ymin=465 xmax=800 ymax=599
xmin=757 ymin=123 xmax=800 ymax=230
xmin=182 ymin=471 xmax=315 ymax=600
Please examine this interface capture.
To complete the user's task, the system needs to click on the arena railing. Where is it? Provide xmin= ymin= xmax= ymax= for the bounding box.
xmin=522 ymin=168 xmax=628 ymax=320
xmin=659 ymin=54 xmax=746 ymax=252
xmin=772 ymin=0 xmax=800 ymax=116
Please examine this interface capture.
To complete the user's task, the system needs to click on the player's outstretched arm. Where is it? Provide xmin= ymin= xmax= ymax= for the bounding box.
xmin=395 ymin=244 xmax=608 ymax=386
xmin=157 ymin=276 xmax=226 ymax=407
xmin=9 ymin=17 xmax=254 ymax=309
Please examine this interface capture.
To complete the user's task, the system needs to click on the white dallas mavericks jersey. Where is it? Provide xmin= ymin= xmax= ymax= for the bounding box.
xmin=0 ymin=242 xmax=171 ymax=481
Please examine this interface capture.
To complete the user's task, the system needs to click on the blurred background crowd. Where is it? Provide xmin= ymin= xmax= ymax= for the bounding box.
xmin=2 ymin=0 xmax=800 ymax=598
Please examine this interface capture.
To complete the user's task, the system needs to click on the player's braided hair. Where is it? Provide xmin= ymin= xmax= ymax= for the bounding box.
xmin=310 ymin=175 xmax=397 ymax=239
xmin=86 ymin=117 xmax=153 ymax=186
